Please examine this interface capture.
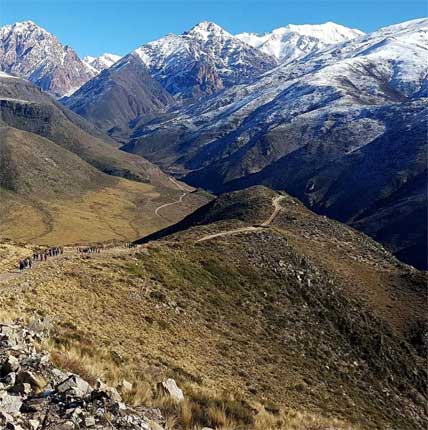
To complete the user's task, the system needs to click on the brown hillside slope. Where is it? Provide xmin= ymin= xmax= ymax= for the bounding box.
xmin=0 ymin=187 xmax=426 ymax=429
xmin=0 ymin=126 xmax=209 ymax=244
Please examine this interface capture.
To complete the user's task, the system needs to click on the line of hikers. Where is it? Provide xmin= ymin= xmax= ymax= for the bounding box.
xmin=19 ymin=247 xmax=64 ymax=271
xmin=33 ymin=247 xmax=63 ymax=260
xmin=18 ymin=258 xmax=33 ymax=271
xmin=77 ymin=246 xmax=102 ymax=254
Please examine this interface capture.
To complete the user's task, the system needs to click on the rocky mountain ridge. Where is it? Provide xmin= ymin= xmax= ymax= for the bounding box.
xmin=133 ymin=21 xmax=278 ymax=99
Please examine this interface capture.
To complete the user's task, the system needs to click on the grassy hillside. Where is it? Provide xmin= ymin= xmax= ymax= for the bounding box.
xmin=0 ymin=186 xmax=425 ymax=429
xmin=0 ymin=126 xmax=210 ymax=244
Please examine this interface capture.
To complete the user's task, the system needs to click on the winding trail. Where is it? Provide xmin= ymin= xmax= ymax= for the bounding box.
xmin=154 ymin=177 xmax=194 ymax=218
xmin=0 ymin=193 xmax=284 ymax=285
xmin=196 ymin=195 xmax=285 ymax=243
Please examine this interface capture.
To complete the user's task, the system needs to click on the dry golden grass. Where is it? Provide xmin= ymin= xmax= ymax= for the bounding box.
xmin=0 ymin=179 xmax=209 ymax=245
xmin=0 ymin=241 xmax=32 ymax=272
xmin=253 ymin=407 xmax=358 ymax=430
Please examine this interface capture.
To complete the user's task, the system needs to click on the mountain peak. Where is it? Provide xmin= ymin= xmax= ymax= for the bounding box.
xmin=0 ymin=20 xmax=96 ymax=97
xmin=283 ymin=21 xmax=365 ymax=38
xmin=185 ymin=21 xmax=231 ymax=38
xmin=83 ymin=53 xmax=121 ymax=73
xmin=8 ymin=20 xmax=47 ymax=34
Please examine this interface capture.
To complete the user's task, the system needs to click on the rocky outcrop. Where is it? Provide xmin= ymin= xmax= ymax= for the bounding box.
xmin=0 ymin=322 xmax=165 ymax=430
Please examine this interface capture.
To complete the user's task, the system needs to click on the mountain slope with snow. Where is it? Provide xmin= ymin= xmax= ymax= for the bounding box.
xmin=0 ymin=21 xmax=96 ymax=97
xmin=134 ymin=21 xmax=278 ymax=98
xmin=63 ymin=53 xmax=176 ymax=138
xmin=237 ymin=22 xmax=364 ymax=61
xmin=83 ymin=53 xmax=121 ymax=72
xmin=123 ymin=18 xmax=428 ymax=268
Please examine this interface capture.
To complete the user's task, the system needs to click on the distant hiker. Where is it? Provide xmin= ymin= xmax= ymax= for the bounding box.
xmin=28 ymin=258 xmax=32 ymax=269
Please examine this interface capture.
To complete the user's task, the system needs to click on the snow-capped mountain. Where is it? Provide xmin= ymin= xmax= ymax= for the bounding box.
xmin=236 ymin=22 xmax=364 ymax=61
xmin=133 ymin=21 xmax=278 ymax=98
xmin=0 ymin=21 xmax=96 ymax=97
xmin=83 ymin=53 xmax=121 ymax=73
xmin=122 ymin=18 xmax=428 ymax=268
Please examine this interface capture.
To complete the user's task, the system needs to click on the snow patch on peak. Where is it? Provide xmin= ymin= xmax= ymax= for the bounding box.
xmin=84 ymin=53 xmax=122 ymax=72
xmin=282 ymin=22 xmax=364 ymax=41
xmin=186 ymin=21 xmax=230 ymax=37
xmin=83 ymin=55 xmax=96 ymax=64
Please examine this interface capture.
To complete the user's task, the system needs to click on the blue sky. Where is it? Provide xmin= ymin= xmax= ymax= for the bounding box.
xmin=1 ymin=0 xmax=426 ymax=57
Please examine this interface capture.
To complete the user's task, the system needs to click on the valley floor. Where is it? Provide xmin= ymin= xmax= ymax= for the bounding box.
xmin=0 ymin=178 xmax=210 ymax=245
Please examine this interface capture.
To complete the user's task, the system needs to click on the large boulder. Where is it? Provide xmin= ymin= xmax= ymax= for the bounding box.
xmin=157 ymin=379 xmax=184 ymax=402
xmin=56 ymin=374 xmax=92 ymax=397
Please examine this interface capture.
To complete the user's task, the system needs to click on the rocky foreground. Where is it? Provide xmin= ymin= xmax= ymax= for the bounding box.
xmin=0 ymin=321 xmax=184 ymax=430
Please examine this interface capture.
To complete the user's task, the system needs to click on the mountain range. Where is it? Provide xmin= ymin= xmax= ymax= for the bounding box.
xmin=0 ymin=14 xmax=427 ymax=430
xmin=0 ymin=18 xmax=426 ymax=269
xmin=122 ymin=18 xmax=428 ymax=268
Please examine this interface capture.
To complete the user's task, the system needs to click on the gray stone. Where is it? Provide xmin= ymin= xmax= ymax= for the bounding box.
xmin=0 ymin=325 xmax=20 ymax=347
xmin=157 ymin=379 xmax=184 ymax=402
xmin=84 ymin=415 xmax=96 ymax=427
xmin=28 ymin=419 xmax=40 ymax=430
xmin=56 ymin=375 xmax=91 ymax=397
xmin=0 ymin=391 xmax=23 ymax=415
xmin=2 ymin=355 xmax=20 ymax=375
xmin=95 ymin=379 xmax=122 ymax=402
xmin=3 ymin=372 xmax=16 ymax=386
xmin=58 ymin=422 xmax=75 ymax=430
